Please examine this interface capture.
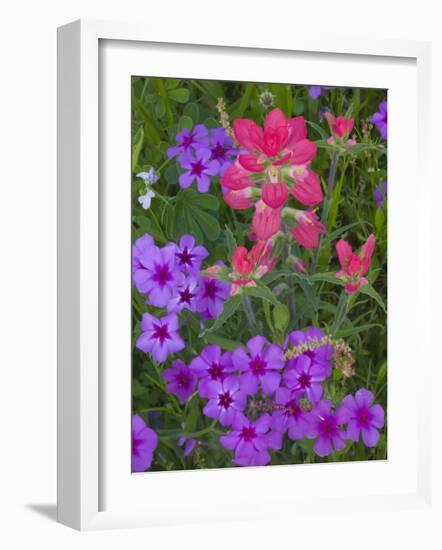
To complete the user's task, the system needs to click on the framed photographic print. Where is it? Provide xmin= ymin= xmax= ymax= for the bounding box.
xmin=57 ymin=19 xmax=432 ymax=530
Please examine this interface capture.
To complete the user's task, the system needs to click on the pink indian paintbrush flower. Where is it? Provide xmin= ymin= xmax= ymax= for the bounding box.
xmin=229 ymin=241 xmax=276 ymax=296
xmin=233 ymin=108 xmax=317 ymax=171
xmin=290 ymin=166 xmax=323 ymax=206
xmin=335 ymin=234 xmax=376 ymax=293
xmin=290 ymin=210 xmax=326 ymax=250
xmin=325 ymin=112 xmax=355 ymax=140
xmin=252 ymin=200 xmax=281 ymax=240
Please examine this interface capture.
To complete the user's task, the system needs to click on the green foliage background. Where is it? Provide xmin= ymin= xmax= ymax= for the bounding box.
xmin=131 ymin=77 xmax=387 ymax=470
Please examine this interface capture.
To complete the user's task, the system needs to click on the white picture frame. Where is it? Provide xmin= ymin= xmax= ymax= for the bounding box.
xmin=57 ymin=19 xmax=433 ymax=531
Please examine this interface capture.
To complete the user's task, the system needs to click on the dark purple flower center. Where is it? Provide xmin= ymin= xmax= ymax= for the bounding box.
xmin=177 ymin=247 xmax=195 ymax=266
xmin=181 ymin=133 xmax=196 ymax=149
xmin=318 ymin=415 xmax=338 ymax=437
xmin=190 ymin=159 xmax=207 ymax=177
xmin=218 ymin=391 xmax=233 ymax=410
xmin=208 ymin=362 xmax=223 ymax=380
xmin=297 ymin=371 xmax=312 ymax=388
xmin=250 ymin=355 xmax=267 ymax=376
xmin=287 ymin=400 xmax=302 ymax=418
xmin=152 ymin=323 xmax=170 ymax=344
xmin=203 ymin=279 xmax=218 ymax=299
xmin=240 ymin=426 xmax=256 ymax=442
xmin=356 ymin=407 xmax=372 ymax=428
xmin=179 ymin=286 xmax=195 ymax=304
xmin=153 ymin=264 xmax=172 ymax=286
xmin=132 ymin=436 xmax=142 ymax=454
xmin=176 ymin=372 xmax=191 ymax=389
xmin=211 ymin=143 xmax=227 ymax=161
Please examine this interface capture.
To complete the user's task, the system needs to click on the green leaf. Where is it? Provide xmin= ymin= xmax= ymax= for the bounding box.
xmin=178 ymin=115 xmax=193 ymax=132
xmin=224 ymin=226 xmax=237 ymax=256
xmin=168 ymin=88 xmax=190 ymax=103
xmin=234 ymin=84 xmax=254 ymax=118
xmin=245 ymin=283 xmax=280 ymax=306
xmin=184 ymin=394 xmax=200 ymax=433
xmin=205 ymin=296 xmax=242 ymax=333
xmin=131 ymin=126 xmax=144 ymax=172
xmin=309 ymin=272 xmax=345 ymax=286
xmin=183 ymin=102 xmax=200 ymax=122
xmin=133 ymin=214 xmax=167 ymax=243
xmin=320 ymin=221 xmax=370 ymax=249
xmin=186 ymin=190 xmax=219 ymax=211
xmin=273 ymin=304 xmax=290 ymax=333
xmin=376 ymin=361 xmax=387 ymax=386
xmin=191 ymin=208 xmax=221 ymax=241
xmin=152 ymin=78 xmax=173 ymax=126
xmin=165 ymin=78 xmax=181 ymax=90
xmin=359 ymin=284 xmax=387 ymax=313
xmin=306 ymin=120 xmax=328 ymax=140
xmin=133 ymin=98 xmax=160 ymax=145
xmin=375 ymin=208 xmax=385 ymax=233
xmin=335 ymin=323 xmax=383 ymax=338
xmin=204 ymin=333 xmax=243 ymax=352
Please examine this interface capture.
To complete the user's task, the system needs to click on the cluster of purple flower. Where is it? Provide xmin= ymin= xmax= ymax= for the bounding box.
xmin=133 ymin=232 xmax=231 ymax=362
xmin=168 ymin=125 xmax=238 ymax=192
xmin=162 ymin=327 xmax=385 ymax=466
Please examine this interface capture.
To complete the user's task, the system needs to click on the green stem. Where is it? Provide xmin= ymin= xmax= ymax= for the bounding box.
xmin=242 ymin=295 xmax=256 ymax=326
xmin=332 ymin=291 xmax=349 ymax=335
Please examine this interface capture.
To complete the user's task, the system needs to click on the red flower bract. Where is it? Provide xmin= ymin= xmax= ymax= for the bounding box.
xmin=336 ymin=234 xmax=376 ymax=293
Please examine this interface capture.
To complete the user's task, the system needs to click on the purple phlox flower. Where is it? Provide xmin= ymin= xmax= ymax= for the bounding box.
xmin=271 ymin=386 xmax=314 ymax=440
xmin=178 ymin=148 xmax=220 ymax=193
xmin=132 ymin=233 xmax=154 ymax=278
xmin=163 ymin=359 xmax=197 ymax=403
xmin=232 ymin=335 xmax=285 ymax=395
xmin=175 ymin=234 xmax=209 ymax=273
xmin=167 ymin=124 xmax=209 ymax=159
xmin=370 ymin=100 xmax=387 ymax=140
xmin=285 ymin=327 xmax=333 ymax=376
xmin=136 ymin=167 xmax=158 ymax=185
xmin=133 ymin=243 xmax=184 ymax=307
xmin=204 ymin=127 xmax=238 ymax=176
xmin=309 ymin=85 xmax=331 ymax=100
xmin=136 ymin=312 xmax=185 ymax=363
xmin=132 ymin=414 xmax=158 ymax=472
xmin=189 ymin=345 xmax=234 ymax=397
xmin=283 ymin=354 xmax=327 ymax=404
xmin=220 ymin=413 xmax=282 ymax=467
xmin=338 ymin=388 xmax=385 ymax=447
xmin=196 ymin=276 xmax=231 ymax=319
xmin=178 ymin=436 xmax=197 ymax=457
xmin=308 ymin=400 xmax=347 ymax=457
xmin=374 ymin=180 xmax=387 ymax=209
xmin=167 ymin=276 xmax=199 ymax=313
xmin=203 ymin=376 xmax=247 ymax=426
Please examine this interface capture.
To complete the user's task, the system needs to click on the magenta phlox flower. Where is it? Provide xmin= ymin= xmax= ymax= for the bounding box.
xmin=163 ymin=359 xmax=197 ymax=403
xmin=134 ymin=243 xmax=184 ymax=307
xmin=231 ymin=335 xmax=285 ymax=395
xmin=283 ymin=354 xmax=327 ymax=403
xmin=339 ymin=388 xmax=385 ymax=447
xmin=136 ymin=312 xmax=185 ymax=363
xmin=189 ymin=345 xmax=234 ymax=397
xmin=308 ymin=400 xmax=347 ymax=457
xmin=168 ymin=124 xmax=209 ymax=158
xmin=203 ymin=376 xmax=247 ymax=426
xmin=196 ymin=276 xmax=231 ymax=319
xmin=132 ymin=414 xmax=158 ymax=472
xmin=175 ymin=234 xmax=208 ymax=273
xmin=271 ymin=386 xmax=315 ymax=440
xmin=220 ymin=413 xmax=282 ymax=466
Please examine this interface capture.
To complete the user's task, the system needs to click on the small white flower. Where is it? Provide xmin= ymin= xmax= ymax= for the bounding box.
xmin=138 ymin=189 xmax=156 ymax=210
xmin=136 ymin=167 xmax=158 ymax=185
